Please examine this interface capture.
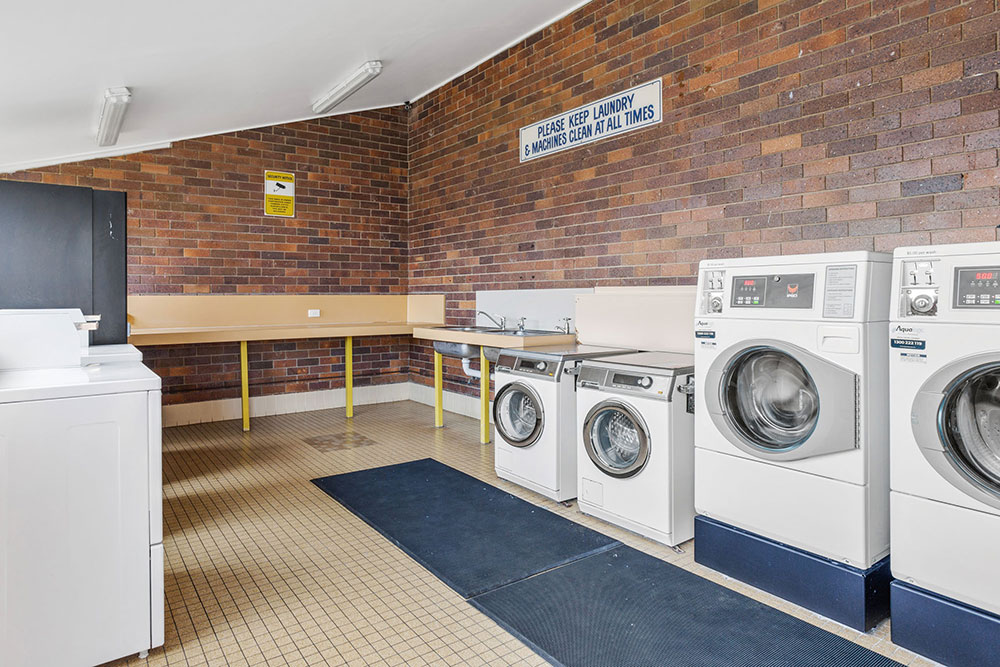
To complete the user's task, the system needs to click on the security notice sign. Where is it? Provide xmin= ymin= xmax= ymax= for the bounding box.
xmin=519 ymin=79 xmax=662 ymax=162
xmin=264 ymin=170 xmax=295 ymax=217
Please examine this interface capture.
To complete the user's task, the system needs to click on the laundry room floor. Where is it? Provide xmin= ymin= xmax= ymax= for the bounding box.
xmin=105 ymin=401 xmax=932 ymax=667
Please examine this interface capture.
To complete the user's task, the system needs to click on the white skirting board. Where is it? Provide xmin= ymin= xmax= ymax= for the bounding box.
xmin=161 ymin=381 xmax=492 ymax=427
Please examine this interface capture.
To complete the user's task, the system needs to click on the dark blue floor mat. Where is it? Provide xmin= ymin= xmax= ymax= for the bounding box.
xmin=471 ymin=545 xmax=901 ymax=667
xmin=311 ymin=458 xmax=620 ymax=598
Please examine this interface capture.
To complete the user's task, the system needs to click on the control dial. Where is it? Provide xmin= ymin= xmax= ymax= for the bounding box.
xmin=535 ymin=361 xmax=547 ymax=371
xmin=638 ymin=376 xmax=653 ymax=389
xmin=910 ymin=292 xmax=937 ymax=314
xmin=708 ymin=295 xmax=723 ymax=313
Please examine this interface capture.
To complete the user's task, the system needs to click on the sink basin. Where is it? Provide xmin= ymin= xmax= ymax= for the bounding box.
xmin=433 ymin=341 xmax=482 ymax=359
xmin=437 ymin=326 xmax=504 ymax=333
xmin=499 ymin=329 xmax=564 ymax=337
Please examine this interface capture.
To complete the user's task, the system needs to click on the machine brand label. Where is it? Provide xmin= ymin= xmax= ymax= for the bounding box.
xmin=695 ymin=330 xmax=716 ymax=339
xmin=891 ymin=338 xmax=926 ymax=350
xmin=893 ymin=325 xmax=924 ymax=336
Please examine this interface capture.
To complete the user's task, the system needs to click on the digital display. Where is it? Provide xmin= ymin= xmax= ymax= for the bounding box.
xmin=612 ymin=373 xmax=641 ymax=387
xmin=743 ymin=279 xmax=756 ymax=286
xmin=954 ymin=267 xmax=1000 ymax=309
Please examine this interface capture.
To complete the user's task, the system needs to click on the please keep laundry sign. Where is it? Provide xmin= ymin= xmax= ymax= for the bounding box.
xmin=519 ymin=79 xmax=662 ymax=163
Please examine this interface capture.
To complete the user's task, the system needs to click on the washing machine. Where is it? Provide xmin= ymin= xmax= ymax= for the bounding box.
xmin=574 ymin=352 xmax=695 ymax=546
xmin=692 ymin=251 xmax=892 ymax=631
xmin=493 ymin=344 xmax=633 ymax=502
xmin=888 ymin=241 xmax=1000 ymax=666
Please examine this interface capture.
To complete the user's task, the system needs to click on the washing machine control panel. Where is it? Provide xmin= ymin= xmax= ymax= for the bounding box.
xmin=495 ymin=354 xmax=558 ymax=379
xmin=954 ymin=266 xmax=1000 ymax=309
xmin=577 ymin=366 xmax=678 ymax=401
xmin=730 ymin=273 xmax=814 ymax=309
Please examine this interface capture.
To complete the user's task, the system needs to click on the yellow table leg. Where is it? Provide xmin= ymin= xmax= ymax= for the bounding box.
xmin=434 ymin=351 xmax=444 ymax=428
xmin=480 ymin=348 xmax=490 ymax=444
xmin=240 ymin=340 xmax=250 ymax=432
xmin=345 ymin=336 xmax=353 ymax=419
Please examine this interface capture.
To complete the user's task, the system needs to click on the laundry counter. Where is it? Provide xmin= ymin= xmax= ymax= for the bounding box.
xmin=128 ymin=294 xmax=445 ymax=431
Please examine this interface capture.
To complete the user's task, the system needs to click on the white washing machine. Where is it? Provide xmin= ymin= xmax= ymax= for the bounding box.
xmin=0 ymin=310 xmax=164 ymax=667
xmin=693 ymin=251 xmax=892 ymax=630
xmin=575 ymin=352 xmax=695 ymax=546
xmin=889 ymin=242 xmax=1000 ymax=665
xmin=493 ymin=344 xmax=633 ymax=502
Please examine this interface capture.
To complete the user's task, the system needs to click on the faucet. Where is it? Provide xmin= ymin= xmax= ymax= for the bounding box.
xmin=517 ymin=317 xmax=527 ymax=332
xmin=557 ymin=317 xmax=572 ymax=334
xmin=477 ymin=311 xmax=506 ymax=329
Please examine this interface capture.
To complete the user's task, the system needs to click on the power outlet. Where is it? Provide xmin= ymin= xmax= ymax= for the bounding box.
xmin=308 ymin=309 xmax=321 ymax=318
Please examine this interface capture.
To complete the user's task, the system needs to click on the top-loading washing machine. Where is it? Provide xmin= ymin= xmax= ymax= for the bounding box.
xmin=493 ymin=344 xmax=634 ymax=502
xmin=575 ymin=352 xmax=696 ymax=546
xmin=887 ymin=241 xmax=1000 ymax=667
xmin=692 ymin=251 xmax=892 ymax=631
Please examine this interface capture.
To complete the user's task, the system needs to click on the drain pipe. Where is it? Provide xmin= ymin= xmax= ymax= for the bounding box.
xmin=462 ymin=357 xmax=493 ymax=379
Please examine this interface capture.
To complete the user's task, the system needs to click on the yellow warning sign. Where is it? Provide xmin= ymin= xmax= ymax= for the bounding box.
xmin=264 ymin=170 xmax=295 ymax=217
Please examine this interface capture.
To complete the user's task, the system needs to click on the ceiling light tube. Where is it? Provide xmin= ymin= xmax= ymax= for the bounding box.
xmin=312 ymin=60 xmax=382 ymax=115
xmin=96 ymin=87 xmax=132 ymax=147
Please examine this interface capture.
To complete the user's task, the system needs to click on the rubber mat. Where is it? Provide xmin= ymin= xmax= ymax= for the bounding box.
xmin=471 ymin=545 xmax=901 ymax=667
xmin=311 ymin=458 xmax=620 ymax=598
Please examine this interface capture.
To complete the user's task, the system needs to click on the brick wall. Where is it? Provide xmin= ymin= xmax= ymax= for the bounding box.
xmin=1 ymin=110 xmax=410 ymax=404
xmin=409 ymin=0 xmax=1000 ymax=395
xmin=5 ymin=0 xmax=1000 ymax=405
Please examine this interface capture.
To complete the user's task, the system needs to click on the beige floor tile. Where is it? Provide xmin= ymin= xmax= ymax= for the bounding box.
xmin=100 ymin=401 xmax=914 ymax=667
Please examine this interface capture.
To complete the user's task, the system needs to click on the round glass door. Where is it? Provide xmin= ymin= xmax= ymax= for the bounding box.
xmin=722 ymin=347 xmax=819 ymax=451
xmin=493 ymin=382 xmax=544 ymax=447
xmin=941 ymin=364 xmax=1000 ymax=498
xmin=583 ymin=401 xmax=650 ymax=478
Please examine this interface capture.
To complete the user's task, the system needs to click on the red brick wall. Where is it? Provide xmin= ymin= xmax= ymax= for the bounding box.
xmin=1 ymin=110 xmax=410 ymax=404
xmin=409 ymin=0 xmax=1000 ymax=395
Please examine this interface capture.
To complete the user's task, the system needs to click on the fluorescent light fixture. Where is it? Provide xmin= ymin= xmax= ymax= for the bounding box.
xmin=312 ymin=60 xmax=382 ymax=115
xmin=96 ymin=87 xmax=132 ymax=147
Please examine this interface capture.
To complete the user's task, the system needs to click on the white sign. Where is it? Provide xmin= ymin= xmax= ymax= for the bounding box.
xmin=519 ymin=79 xmax=662 ymax=163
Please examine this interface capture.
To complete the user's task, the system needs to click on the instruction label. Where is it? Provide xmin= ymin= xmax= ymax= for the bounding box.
xmin=264 ymin=170 xmax=295 ymax=217
xmin=519 ymin=79 xmax=662 ymax=162
xmin=823 ymin=265 xmax=857 ymax=318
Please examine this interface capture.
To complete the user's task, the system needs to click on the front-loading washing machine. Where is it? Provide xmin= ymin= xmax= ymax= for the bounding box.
xmin=575 ymin=352 xmax=695 ymax=546
xmin=888 ymin=241 xmax=1000 ymax=667
xmin=493 ymin=344 xmax=633 ymax=502
xmin=693 ymin=251 xmax=892 ymax=631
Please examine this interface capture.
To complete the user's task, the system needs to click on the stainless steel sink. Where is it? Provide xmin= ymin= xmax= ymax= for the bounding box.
xmin=436 ymin=326 xmax=504 ymax=333
xmin=432 ymin=326 xmax=567 ymax=360
xmin=433 ymin=341 xmax=482 ymax=359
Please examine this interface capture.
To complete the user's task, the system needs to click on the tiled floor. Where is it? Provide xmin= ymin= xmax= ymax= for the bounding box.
xmin=107 ymin=401 xmax=934 ymax=667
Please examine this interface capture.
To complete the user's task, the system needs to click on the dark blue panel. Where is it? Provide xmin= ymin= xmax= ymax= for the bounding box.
xmin=472 ymin=545 xmax=901 ymax=667
xmin=891 ymin=580 xmax=1000 ymax=667
xmin=311 ymin=458 xmax=619 ymax=598
xmin=694 ymin=515 xmax=891 ymax=631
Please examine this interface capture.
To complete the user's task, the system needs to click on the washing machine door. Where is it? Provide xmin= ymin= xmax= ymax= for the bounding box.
xmin=912 ymin=355 xmax=1000 ymax=511
xmin=493 ymin=381 xmax=545 ymax=447
xmin=704 ymin=340 xmax=858 ymax=461
xmin=582 ymin=400 xmax=650 ymax=478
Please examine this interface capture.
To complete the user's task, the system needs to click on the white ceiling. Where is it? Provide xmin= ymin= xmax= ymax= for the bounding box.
xmin=0 ymin=0 xmax=590 ymax=173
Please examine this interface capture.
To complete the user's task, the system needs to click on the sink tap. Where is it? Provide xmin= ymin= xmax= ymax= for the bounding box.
xmin=557 ymin=317 xmax=572 ymax=334
xmin=477 ymin=311 xmax=506 ymax=329
xmin=517 ymin=317 xmax=526 ymax=332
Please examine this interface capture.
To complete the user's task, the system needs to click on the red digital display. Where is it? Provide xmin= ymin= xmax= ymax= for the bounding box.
xmin=743 ymin=279 xmax=756 ymax=286
xmin=977 ymin=272 xmax=994 ymax=280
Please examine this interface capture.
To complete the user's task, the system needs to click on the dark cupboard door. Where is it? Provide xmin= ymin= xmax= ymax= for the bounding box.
xmin=0 ymin=180 xmax=127 ymax=344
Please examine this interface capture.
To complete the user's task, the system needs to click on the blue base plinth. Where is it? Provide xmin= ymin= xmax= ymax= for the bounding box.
xmin=891 ymin=580 xmax=1000 ymax=667
xmin=694 ymin=516 xmax=891 ymax=631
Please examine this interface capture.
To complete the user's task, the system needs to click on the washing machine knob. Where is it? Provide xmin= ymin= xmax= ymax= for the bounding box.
xmin=911 ymin=292 xmax=936 ymax=314
xmin=709 ymin=295 xmax=723 ymax=313
xmin=638 ymin=376 xmax=653 ymax=389
xmin=535 ymin=361 xmax=547 ymax=371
